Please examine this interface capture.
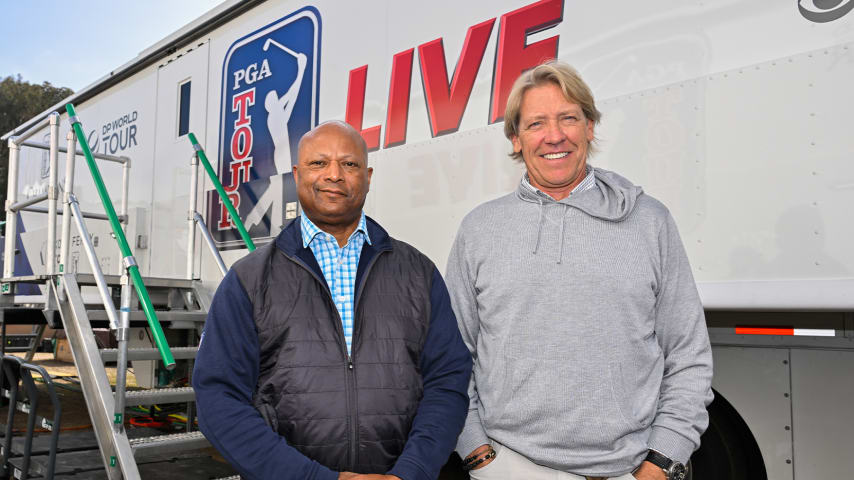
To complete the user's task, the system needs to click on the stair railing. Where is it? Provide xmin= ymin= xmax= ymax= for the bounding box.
xmin=3 ymin=114 xmax=58 ymax=281
xmin=187 ymin=133 xmax=256 ymax=252
xmin=18 ymin=363 xmax=62 ymax=480
xmin=186 ymin=147 xmax=227 ymax=279
xmin=2 ymin=113 xmax=131 ymax=285
xmin=65 ymin=106 xmax=175 ymax=376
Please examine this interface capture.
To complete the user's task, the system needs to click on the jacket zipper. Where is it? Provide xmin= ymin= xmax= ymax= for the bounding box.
xmin=283 ymin=254 xmax=355 ymax=467
xmin=347 ymin=248 xmax=388 ymax=470
xmin=284 ymin=247 xmax=389 ymax=471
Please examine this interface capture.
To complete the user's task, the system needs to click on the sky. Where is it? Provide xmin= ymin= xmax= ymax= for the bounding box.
xmin=0 ymin=1 xmax=224 ymax=91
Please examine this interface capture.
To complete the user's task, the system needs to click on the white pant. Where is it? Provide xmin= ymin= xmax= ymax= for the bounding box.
xmin=468 ymin=441 xmax=637 ymax=480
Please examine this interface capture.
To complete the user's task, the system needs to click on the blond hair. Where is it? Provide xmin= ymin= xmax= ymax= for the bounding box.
xmin=503 ymin=60 xmax=601 ymax=161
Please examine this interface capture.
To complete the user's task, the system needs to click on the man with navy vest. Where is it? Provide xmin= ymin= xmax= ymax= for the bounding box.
xmin=194 ymin=121 xmax=472 ymax=480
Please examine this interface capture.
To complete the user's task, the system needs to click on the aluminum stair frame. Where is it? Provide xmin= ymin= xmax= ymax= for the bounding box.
xmin=51 ymin=275 xmax=139 ymax=480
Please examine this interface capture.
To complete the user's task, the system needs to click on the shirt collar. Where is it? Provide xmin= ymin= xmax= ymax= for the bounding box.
xmin=521 ymin=164 xmax=596 ymax=199
xmin=300 ymin=212 xmax=371 ymax=248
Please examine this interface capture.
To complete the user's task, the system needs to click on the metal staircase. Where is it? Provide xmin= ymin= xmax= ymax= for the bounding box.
xmin=0 ymin=108 xmax=246 ymax=478
xmin=50 ymin=272 xmax=211 ymax=479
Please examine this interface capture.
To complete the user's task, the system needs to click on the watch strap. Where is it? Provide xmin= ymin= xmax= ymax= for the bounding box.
xmin=645 ymin=449 xmax=673 ymax=470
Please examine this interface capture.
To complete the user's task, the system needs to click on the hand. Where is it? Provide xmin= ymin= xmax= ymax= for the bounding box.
xmin=465 ymin=444 xmax=495 ymax=470
xmin=631 ymin=461 xmax=666 ymax=480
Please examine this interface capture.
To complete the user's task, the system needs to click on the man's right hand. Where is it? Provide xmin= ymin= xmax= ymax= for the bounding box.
xmin=339 ymin=473 xmax=358 ymax=479
xmin=465 ymin=444 xmax=495 ymax=470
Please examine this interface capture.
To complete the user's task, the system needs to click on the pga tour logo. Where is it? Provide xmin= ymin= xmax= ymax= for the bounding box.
xmin=208 ymin=7 xmax=320 ymax=249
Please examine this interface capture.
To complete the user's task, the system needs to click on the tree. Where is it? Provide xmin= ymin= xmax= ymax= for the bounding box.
xmin=0 ymin=75 xmax=74 ymax=221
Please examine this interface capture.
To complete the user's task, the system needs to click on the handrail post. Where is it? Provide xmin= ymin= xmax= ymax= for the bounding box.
xmin=65 ymin=104 xmax=175 ymax=370
xmin=187 ymin=152 xmax=199 ymax=280
xmin=187 ymin=132 xmax=255 ymax=251
xmin=3 ymin=138 xmax=20 ymax=279
xmin=114 ymin=278 xmax=131 ymax=433
xmin=120 ymin=157 xmax=130 ymax=275
xmin=47 ymin=113 xmax=60 ymax=276
xmin=60 ymin=131 xmax=77 ymax=278
xmin=68 ymin=194 xmax=119 ymax=331
xmin=193 ymin=213 xmax=228 ymax=276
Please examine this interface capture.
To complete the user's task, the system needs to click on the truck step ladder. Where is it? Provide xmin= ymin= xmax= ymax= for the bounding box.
xmin=50 ymin=272 xmax=225 ymax=479
xmin=1 ymin=108 xmax=241 ymax=478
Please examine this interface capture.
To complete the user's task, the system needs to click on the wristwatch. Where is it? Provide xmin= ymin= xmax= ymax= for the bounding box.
xmin=645 ymin=450 xmax=687 ymax=480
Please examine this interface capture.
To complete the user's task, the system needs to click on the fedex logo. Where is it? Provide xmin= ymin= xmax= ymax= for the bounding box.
xmin=345 ymin=0 xmax=563 ymax=150
xmin=209 ymin=7 xmax=320 ymax=249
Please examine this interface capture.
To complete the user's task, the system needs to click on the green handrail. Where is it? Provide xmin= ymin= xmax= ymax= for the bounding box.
xmin=65 ymin=104 xmax=176 ymax=370
xmin=187 ymin=132 xmax=255 ymax=251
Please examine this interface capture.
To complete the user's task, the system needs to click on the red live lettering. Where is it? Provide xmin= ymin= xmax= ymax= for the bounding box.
xmin=384 ymin=49 xmax=414 ymax=148
xmin=419 ymin=18 xmax=495 ymax=137
xmin=345 ymin=65 xmax=381 ymax=151
xmin=490 ymin=0 xmax=562 ymax=123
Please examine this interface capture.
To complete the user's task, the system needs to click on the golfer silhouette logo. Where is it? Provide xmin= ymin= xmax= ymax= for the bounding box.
xmin=263 ymin=38 xmax=308 ymax=174
xmin=212 ymin=7 xmax=320 ymax=249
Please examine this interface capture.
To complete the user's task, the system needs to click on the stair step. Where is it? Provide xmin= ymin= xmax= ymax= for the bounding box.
xmin=130 ymin=431 xmax=210 ymax=459
xmin=124 ymin=387 xmax=195 ymax=405
xmin=75 ymin=273 xmax=197 ymax=289
xmin=86 ymin=309 xmax=207 ymax=322
xmin=100 ymin=346 xmax=199 ymax=362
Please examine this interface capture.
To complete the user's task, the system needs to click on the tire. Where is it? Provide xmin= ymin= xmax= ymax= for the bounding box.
xmin=690 ymin=390 xmax=767 ymax=480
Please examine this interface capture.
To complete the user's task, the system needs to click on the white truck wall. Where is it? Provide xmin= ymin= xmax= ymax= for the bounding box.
xmin=7 ymin=0 xmax=854 ymax=308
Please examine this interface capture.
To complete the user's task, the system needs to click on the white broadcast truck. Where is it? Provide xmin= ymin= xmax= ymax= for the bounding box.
xmin=2 ymin=0 xmax=853 ymax=478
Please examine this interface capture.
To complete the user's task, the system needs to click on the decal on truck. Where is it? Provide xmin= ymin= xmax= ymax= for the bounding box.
xmin=799 ymin=0 xmax=854 ymax=23
xmin=345 ymin=0 xmax=563 ymax=150
xmin=209 ymin=6 xmax=320 ymax=249
xmin=87 ymin=111 xmax=140 ymax=156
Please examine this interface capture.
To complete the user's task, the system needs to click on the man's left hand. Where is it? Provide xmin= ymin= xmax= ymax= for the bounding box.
xmin=631 ymin=461 xmax=666 ymax=480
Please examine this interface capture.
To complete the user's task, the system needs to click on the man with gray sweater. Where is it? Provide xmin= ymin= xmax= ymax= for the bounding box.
xmin=446 ymin=61 xmax=713 ymax=480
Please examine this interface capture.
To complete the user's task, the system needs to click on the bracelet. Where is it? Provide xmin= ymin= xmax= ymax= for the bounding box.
xmin=463 ymin=449 xmax=497 ymax=471
xmin=463 ymin=446 xmax=493 ymax=465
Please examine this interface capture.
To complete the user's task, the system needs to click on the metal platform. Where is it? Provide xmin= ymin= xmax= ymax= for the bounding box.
xmin=8 ymin=450 xmax=234 ymax=479
xmin=10 ymin=428 xmax=161 ymax=457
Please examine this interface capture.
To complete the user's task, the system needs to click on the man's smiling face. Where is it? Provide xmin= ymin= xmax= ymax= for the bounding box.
xmin=293 ymin=123 xmax=372 ymax=230
xmin=511 ymin=81 xmax=594 ymax=201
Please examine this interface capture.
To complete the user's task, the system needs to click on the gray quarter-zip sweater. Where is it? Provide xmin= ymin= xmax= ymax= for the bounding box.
xmin=446 ymin=167 xmax=713 ymax=477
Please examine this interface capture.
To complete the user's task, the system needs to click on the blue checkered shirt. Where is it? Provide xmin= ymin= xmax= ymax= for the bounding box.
xmin=300 ymin=213 xmax=371 ymax=355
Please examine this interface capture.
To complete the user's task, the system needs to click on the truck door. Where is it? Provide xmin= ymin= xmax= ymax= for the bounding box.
xmin=150 ymin=42 xmax=210 ymax=278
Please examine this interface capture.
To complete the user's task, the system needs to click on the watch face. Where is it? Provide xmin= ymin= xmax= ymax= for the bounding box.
xmin=669 ymin=462 xmax=687 ymax=480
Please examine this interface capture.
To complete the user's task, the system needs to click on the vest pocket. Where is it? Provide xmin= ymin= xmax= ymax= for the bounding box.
xmin=255 ymin=399 xmax=279 ymax=432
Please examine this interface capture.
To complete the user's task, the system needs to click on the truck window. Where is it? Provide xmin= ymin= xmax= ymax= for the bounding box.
xmin=178 ymin=80 xmax=191 ymax=137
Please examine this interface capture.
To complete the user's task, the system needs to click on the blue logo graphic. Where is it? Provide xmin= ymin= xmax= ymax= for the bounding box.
xmin=208 ymin=6 xmax=320 ymax=249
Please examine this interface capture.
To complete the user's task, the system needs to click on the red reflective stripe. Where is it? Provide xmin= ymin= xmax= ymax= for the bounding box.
xmin=735 ymin=327 xmax=795 ymax=335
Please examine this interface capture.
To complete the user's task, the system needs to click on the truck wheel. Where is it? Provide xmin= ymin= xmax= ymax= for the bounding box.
xmin=690 ymin=390 xmax=767 ymax=480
